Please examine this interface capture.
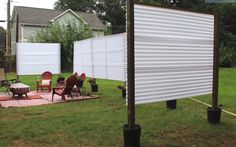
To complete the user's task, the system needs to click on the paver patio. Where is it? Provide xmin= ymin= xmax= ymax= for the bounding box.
xmin=0 ymin=91 xmax=98 ymax=108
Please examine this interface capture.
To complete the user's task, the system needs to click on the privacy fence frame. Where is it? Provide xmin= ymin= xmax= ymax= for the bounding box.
xmin=133 ymin=3 xmax=216 ymax=105
xmin=124 ymin=0 xmax=220 ymax=146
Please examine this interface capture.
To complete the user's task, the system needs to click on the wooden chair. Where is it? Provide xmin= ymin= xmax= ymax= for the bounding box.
xmin=0 ymin=68 xmax=18 ymax=94
xmin=37 ymin=71 xmax=53 ymax=93
xmin=52 ymin=74 xmax=78 ymax=101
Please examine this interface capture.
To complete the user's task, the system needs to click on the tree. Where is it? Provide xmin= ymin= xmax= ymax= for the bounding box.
xmin=0 ymin=27 xmax=6 ymax=48
xmin=28 ymin=22 xmax=93 ymax=71
xmin=0 ymin=27 xmax=6 ymax=63
xmin=95 ymin=0 xmax=126 ymax=34
xmin=54 ymin=0 xmax=95 ymax=12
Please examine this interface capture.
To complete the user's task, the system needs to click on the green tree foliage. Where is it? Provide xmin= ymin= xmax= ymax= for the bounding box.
xmin=219 ymin=43 xmax=236 ymax=67
xmin=28 ymin=22 xmax=93 ymax=71
xmin=96 ymin=0 xmax=126 ymax=34
xmin=0 ymin=27 xmax=6 ymax=63
xmin=0 ymin=27 xmax=6 ymax=47
xmin=54 ymin=0 xmax=95 ymax=12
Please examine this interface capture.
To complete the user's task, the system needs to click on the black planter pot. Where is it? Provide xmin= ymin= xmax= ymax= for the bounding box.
xmin=123 ymin=124 xmax=141 ymax=147
xmin=122 ymin=89 xmax=126 ymax=98
xmin=91 ymin=84 xmax=98 ymax=92
xmin=167 ymin=100 xmax=177 ymax=109
xmin=57 ymin=77 xmax=65 ymax=84
xmin=207 ymin=107 xmax=222 ymax=124
xmin=76 ymin=80 xmax=84 ymax=88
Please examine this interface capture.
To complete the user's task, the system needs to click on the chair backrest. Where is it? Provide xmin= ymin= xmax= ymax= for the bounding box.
xmin=42 ymin=71 xmax=53 ymax=80
xmin=80 ymin=73 xmax=86 ymax=81
xmin=0 ymin=68 xmax=7 ymax=81
xmin=63 ymin=75 xmax=78 ymax=95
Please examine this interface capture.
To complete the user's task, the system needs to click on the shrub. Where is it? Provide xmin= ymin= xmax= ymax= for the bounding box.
xmin=219 ymin=43 xmax=236 ymax=67
xmin=28 ymin=21 xmax=93 ymax=71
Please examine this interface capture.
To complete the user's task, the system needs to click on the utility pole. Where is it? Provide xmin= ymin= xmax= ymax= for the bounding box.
xmin=6 ymin=0 xmax=11 ymax=57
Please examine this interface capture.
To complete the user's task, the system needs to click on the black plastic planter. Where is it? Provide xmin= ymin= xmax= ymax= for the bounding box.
xmin=122 ymin=89 xmax=126 ymax=98
xmin=123 ymin=124 xmax=141 ymax=147
xmin=57 ymin=77 xmax=65 ymax=84
xmin=76 ymin=80 xmax=84 ymax=88
xmin=166 ymin=100 xmax=177 ymax=109
xmin=91 ymin=84 xmax=98 ymax=92
xmin=207 ymin=107 xmax=222 ymax=124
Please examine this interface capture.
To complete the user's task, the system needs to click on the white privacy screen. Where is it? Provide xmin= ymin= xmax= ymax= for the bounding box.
xmin=16 ymin=43 xmax=61 ymax=75
xmin=134 ymin=4 xmax=215 ymax=104
xmin=74 ymin=33 xmax=126 ymax=81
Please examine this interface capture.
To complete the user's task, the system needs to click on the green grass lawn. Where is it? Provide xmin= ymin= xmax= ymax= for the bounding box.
xmin=0 ymin=68 xmax=236 ymax=146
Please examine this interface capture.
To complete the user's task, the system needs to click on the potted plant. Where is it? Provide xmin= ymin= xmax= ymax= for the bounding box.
xmin=56 ymin=76 xmax=65 ymax=87
xmin=76 ymin=76 xmax=84 ymax=88
xmin=88 ymin=78 xmax=98 ymax=92
xmin=117 ymin=82 xmax=126 ymax=98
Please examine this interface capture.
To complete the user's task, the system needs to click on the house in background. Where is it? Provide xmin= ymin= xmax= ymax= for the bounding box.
xmin=11 ymin=6 xmax=105 ymax=55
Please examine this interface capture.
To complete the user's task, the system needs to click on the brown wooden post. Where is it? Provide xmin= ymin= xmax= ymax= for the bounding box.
xmin=16 ymin=14 xmax=19 ymax=43
xmin=212 ymin=14 xmax=219 ymax=111
xmin=6 ymin=0 xmax=11 ymax=56
xmin=127 ymin=0 xmax=135 ymax=128
xmin=16 ymin=14 xmax=19 ymax=81
xmin=123 ymin=1 xmax=141 ymax=146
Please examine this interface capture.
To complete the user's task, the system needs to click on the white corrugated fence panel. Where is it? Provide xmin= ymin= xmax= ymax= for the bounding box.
xmin=92 ymin=37 xmax=107 ymax=79
xmin=107 ymin=33 xmax=127 ymax=81
xmin=16 ymin=43 xmax=61 ymax=75
xmin=134 ymin=4 xmax=214 ymax=104
xmin=73 ymin=33 xmax=126 ymax=81
xmin=73 ymin=41 xmax=82 ymax=75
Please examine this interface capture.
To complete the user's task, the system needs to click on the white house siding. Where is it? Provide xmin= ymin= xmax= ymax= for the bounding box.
xmin=11 ymin=18 xmax=17 ymax=55
xmin=11 ymin=21 xmax=23 ymax=55
xmin=12 ymin=25 xmax=40 ymax=55
xmin=11 ymin=10 xmax=104 ymax=55
xmin=22 ymin=26 xmax=42 ymax=43
xmin=54 ymin=12 xmax=83 ymax=28
xmin=92 ymin=30 xmax=104 ymax=37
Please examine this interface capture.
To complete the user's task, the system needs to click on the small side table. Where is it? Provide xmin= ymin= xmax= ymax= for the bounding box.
xmin=10 ymin=83 xmax=30 ymax=98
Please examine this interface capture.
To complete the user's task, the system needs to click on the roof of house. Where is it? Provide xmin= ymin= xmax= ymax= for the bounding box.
xmin=13 ymin=6 xmax=105 ymax=30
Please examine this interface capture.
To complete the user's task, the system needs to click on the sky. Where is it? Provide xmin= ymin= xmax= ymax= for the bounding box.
xmin=0 ymin=0 xmax=57 ymax=29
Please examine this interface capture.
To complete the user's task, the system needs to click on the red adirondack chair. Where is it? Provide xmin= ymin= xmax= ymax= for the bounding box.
xmin=52 ymin=74 xmax=78 ymax=101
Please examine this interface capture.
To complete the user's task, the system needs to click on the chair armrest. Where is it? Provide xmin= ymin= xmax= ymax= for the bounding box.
xmin=8 ymin=79 xmax=18 ymax=84
xmin=53 ymin=87 xmax=63 ymax=90
xmin=53 ymin=87 xmax=63 ymax=93
xmin=0 ymin=80 xmax=9 ymax=86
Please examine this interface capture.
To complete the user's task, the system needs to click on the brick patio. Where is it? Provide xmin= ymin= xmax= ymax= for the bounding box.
xmin=0 ymin=91 xmax=98 ymax=108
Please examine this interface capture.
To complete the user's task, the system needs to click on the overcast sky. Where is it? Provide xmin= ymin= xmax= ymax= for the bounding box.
xmin=0 ymin=0 xmax=57 ymax=29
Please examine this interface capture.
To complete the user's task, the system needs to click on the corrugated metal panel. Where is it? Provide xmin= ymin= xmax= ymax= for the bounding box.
xmin=74 ymin=33 xmax=127 ymax=81
xmin=17 ymin=43 xmax=61 ymax=75
xmin=74 ymin=39 xmax=93 ymax=77
xmin=134 ymin=4 xmax=214 ymax=104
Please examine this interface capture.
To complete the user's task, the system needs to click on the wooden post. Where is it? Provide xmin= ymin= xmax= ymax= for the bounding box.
xmin=16 ymin=14 xmax=19 ymax=81
xmin=127 ymin=0 xmax=135 ymax=128
xmin=6 ymin=0 xmax=11 ymax=56
xmin=16 ymin=14 xmax=19 ymax=43
xmin=212 ymin=14 xmax=219 ymax=111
